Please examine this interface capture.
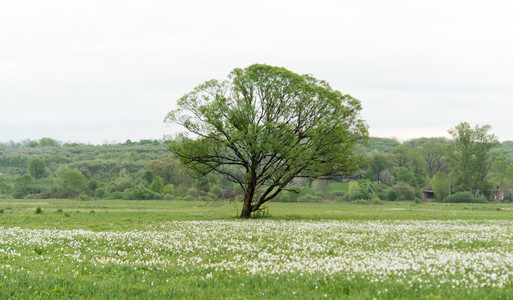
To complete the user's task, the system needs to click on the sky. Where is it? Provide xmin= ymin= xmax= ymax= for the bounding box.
xmin=1 ymin=0 xmax=512 ymax=144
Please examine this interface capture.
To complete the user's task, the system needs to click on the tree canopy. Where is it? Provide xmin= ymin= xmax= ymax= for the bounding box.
xmin=447 ymin=122 xmax=499 ymax=196
xmin=165 ymin=64 xmax=368 ymax=217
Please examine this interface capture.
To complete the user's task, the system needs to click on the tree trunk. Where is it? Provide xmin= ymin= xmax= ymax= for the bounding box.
xmin=240 ymin=202 xmax=252 ymax=218
xmin=240 ymin=188 xmax=253 ymax=218
xmin=240 ymin=179 xmax=255 ymax=219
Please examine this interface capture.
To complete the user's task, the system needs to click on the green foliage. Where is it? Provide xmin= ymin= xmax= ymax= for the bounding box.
xmin=447 ymin=122 xmax=499 ymax=196
xmin=430 ymin=172 xmax=450 ymax=200
xmin=343 ymin=189 xmax=371 ymax=202
xmin=35 ymin=207 xmax=43 ymax=214
xmin=86 ymin=179 xmax=100 ymax=196
xmin=392 ymin=145 xmax=410 ymax=167
xmin=13 ymin=174 xmax=35 ymax=199
xmin=27 ymin=157 xmax=47 ymax=180
xmin=55 ymin=166 xmax=86 ymax=198
xmin=109 ymin=168 xmax=133 ymax=193
xmin=146 ymin=157 xmax=193 ymax=188
xmin=391 ymin=182 xmax=416 ymax=201
xmin=0 ymin=182 xmax=11 ymax=195
xmin=162 ymin=184 xmax=176 ymax=196
xmin=421 ymin=142 xmax=449 ymax=178
xmin=366 ymin=151 xmax=392 ymax=181
xmin=365 ymin=137 xmax=400 ymax=153
xmin=394 ymin=167 xmax=414 ymax=185
xmin=348 ymin=181 xmax=360 ymax=194
xmin=123 ymin=185 xmax=161 ymax=200
xmin=149 ymin=176 xmax=164 ymax=194
xmin=312 ymin=179 xmax=329 ymax=195
xmin=445 ymin=191 xmax=488 ymax=203
xmin=165 ymin=64 xmax=368 ymax=217
xmin=386 ymin=189 xmax=398 ymax=201
xmin=39 ymin=137 xmax=59 ymax=147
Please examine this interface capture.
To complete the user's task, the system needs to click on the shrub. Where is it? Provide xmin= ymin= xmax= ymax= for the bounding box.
xmin=186 ymin=187 xmax=200 ymax=197
xmin=163 ymin=193 xmax=175 ymax=200
xmin=123 ymin=186 xmax=161 ymax=200
xmin=298 ymin=193 xmax=322 ymax=202
xmin=78 ymin=193 xmax=88 ymax=201
xmin=35 ymin=207 xmax=43 ymax=214
xmin=209 ymin=186 xmax=224 ymax=199
xmin=445 ymin=191 xmax=488 ymax=203
xmin=391 ymin=182 xmax=416 ymax=201
xmin=149 ymin=176 xmax=164 ymax=193
xmin=386 ymin=189 xmax=398 ymax=201
xmin=343 ymin=190 xmax=371 ymax=202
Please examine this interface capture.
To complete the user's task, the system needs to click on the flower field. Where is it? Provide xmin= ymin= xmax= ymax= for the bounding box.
xmin=2 ymin=216 xmax=513 ymax=298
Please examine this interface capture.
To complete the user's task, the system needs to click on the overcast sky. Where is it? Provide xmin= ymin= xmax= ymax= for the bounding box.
xmin=1 ymin=0 xmax=512 ymax=144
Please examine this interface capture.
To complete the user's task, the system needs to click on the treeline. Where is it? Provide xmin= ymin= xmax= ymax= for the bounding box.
xmin=0 ymin=138 xmax=230 ymax=201
xmin=2 ymin=123 xmax=513 ymax=202
xmin=361 ymin=123 xmax=513 ymax=202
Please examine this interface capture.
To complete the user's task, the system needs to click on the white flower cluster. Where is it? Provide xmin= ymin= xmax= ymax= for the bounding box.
xmin=1 ymin=220 xmax=513 ymax=288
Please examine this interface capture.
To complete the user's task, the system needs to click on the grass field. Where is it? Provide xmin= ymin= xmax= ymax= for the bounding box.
xmin=2 ymin=199 xmax=513 ymax=299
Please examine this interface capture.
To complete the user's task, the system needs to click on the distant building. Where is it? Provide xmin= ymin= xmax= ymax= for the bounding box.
xmin=421 ymin=189 xmax=436 ymax=201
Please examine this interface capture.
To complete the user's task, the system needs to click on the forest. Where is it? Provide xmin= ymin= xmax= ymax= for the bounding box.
xmin=2 ymin=128 xmax=513 ymax=203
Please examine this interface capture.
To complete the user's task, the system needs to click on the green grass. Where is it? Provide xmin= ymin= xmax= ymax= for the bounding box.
xmin=2 ymin=199 xmax=513 ymax=299
xmin=1 ymin=199 xmax=513 ymax=230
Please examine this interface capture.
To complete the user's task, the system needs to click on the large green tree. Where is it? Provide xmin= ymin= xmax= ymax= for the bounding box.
xmin=165 ymin=64 xmax=368 ymax=218
xmin=447 ymin=122 xmax=499 ymax=196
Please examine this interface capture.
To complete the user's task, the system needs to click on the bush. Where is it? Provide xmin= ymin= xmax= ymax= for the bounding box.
xmin=391 ymin=182 xmax=416 ymax=201
xmin=386 ymin=189 xmax=398 ymax=201
xmin=343 ymin=190 xmax=371 ymax=202
xmin=298 ymin=193 xmax=322 ymax=202
xmin=35 ymin=207 xmax=43 ymax=214
xmin=444 ymin=192 xmax=488 ymax=203
xmin=163 ymin=184 xmax=176 ymax=196
xmin=209 ymin=186 xmax=224 ymax=199
xmin=123 ymin=186 xmax=161 ymax=200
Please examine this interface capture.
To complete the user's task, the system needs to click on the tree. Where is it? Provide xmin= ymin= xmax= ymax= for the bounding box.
xmin=165 ymin=64 xmax=368 ymax=218
xmin=149 ymin=176 xmax=164 ymax=194
xmin=27 ymin=157 xmax=47 ymax=180
xmin=421 ymin=142 xmax=448 ymax=178
xmin=367 ymin=151 xmax=392 ymax=181
xmin=391 ymin=145 xmax=410 ymax=168
xmin=55 ymin=166 xmax=86 ymax=198
xmin=379 ymin=169 xmax=395 ymax=185
xmin=430 ymin=172 xmax=450 ymax=201
xmin=408 ymin=149 xmax=427 ymax=188
xmin=13 ymin=174 xmax=35 ymax=199
xmin=39 ymin=137 xmax=59 ymax=147
xmin=447 ymin=122 xmax=499 ymax=196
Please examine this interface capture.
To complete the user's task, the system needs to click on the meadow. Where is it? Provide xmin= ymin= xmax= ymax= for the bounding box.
xmin=2 ymin=199 xmax=513 ymax=299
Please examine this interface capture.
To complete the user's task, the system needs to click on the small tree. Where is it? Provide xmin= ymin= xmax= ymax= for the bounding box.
xmin=430 ymin=172 xmax=450 ymax=201
xmin=13 ymin=174 xmax=35 ymax=199
xmin=149 ymin=176 xmax=164 ymax=194
xmin=55 ymin=166 xmax=86 ymax=198
xmin=27 ymin=157 xmax=47 ymax=180
xmin=165 ymin=64 xmax=368 ymax=218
